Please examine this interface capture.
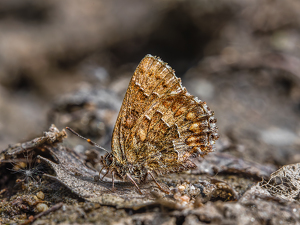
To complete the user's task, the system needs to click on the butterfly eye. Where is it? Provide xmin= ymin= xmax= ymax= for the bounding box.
xmin=105 ymin=155 xmax=113 ymax=166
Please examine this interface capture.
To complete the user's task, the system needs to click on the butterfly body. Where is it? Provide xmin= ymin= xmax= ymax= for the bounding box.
xmin=101 ymin=153 xmax=147 ymax=180
xmin=99 ymin=54 xmax=219 ymax=194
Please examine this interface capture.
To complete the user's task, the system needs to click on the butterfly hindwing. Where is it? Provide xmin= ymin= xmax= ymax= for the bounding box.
xmin=111 ymin=55 xmax=218 ymax=174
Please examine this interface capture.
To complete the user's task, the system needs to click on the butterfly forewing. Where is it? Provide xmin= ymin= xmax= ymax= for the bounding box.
xmin=111 ymin=55 xmax=218 ymax=175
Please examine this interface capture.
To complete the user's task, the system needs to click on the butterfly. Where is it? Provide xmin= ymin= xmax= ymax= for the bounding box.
xmin=67 ymin=54 xmax=219 ymax=194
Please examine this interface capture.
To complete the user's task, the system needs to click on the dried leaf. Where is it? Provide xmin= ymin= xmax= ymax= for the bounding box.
xmin=260 ymin=163 xmax=300 ymax=201
xmin=39 ymin=145 xmax=159 ymax=207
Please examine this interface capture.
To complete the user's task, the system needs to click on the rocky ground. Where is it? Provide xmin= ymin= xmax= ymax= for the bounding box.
xmin=1 ymin=1 xmax=300 ymax=224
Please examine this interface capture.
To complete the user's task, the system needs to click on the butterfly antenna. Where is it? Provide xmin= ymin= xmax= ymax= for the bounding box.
xmin=66 ymin=127 xmax=110 ymax=154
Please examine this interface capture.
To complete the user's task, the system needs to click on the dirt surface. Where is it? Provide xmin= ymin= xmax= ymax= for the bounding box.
xmin=1 ymin=1 xmax=300 ymax=224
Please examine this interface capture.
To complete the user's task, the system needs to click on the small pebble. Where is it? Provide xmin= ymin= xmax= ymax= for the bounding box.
xmin=174 ymin=192 xmax=181 ymax=200
xmin=178 ymin=185 xmax=186 ymax=192
xmin=36 ymin=191 xmax=45 ymax=200
xmin=24 ymin=195 xmax=39 ymax=206
xmin=180 ymin=195 xmax=190 ymax=202
xmin=36 ymin=203 xmax=49 ymax=212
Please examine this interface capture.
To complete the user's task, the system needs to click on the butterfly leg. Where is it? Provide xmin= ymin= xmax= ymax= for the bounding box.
xmin=98 ymin=167 xmax=104 ymax=178
xmin=111 ymin=171 xmax=116 ymax=192
xmin=100 ymin=168 xmax=110 ymax=181
xmin=148 ymin=171 xmax=170 ymax=194
xmin=126 ymin=173 xmax=143 ymax=194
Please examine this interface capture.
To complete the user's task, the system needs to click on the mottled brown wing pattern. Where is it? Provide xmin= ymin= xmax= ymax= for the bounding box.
xmin=111 ymin=55 xmax=218 ymax=175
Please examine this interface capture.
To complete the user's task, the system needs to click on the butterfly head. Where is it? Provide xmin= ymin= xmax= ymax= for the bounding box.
xmin=101 ymin=153 xmax=114 ymax=168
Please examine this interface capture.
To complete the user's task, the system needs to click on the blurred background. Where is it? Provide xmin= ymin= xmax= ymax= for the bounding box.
xmin=0 ymin=0 xmax=300 ymax=167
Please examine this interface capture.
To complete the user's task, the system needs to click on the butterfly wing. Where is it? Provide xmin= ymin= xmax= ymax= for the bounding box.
xmin=111 ymin=55 xmax=218 ymax=174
